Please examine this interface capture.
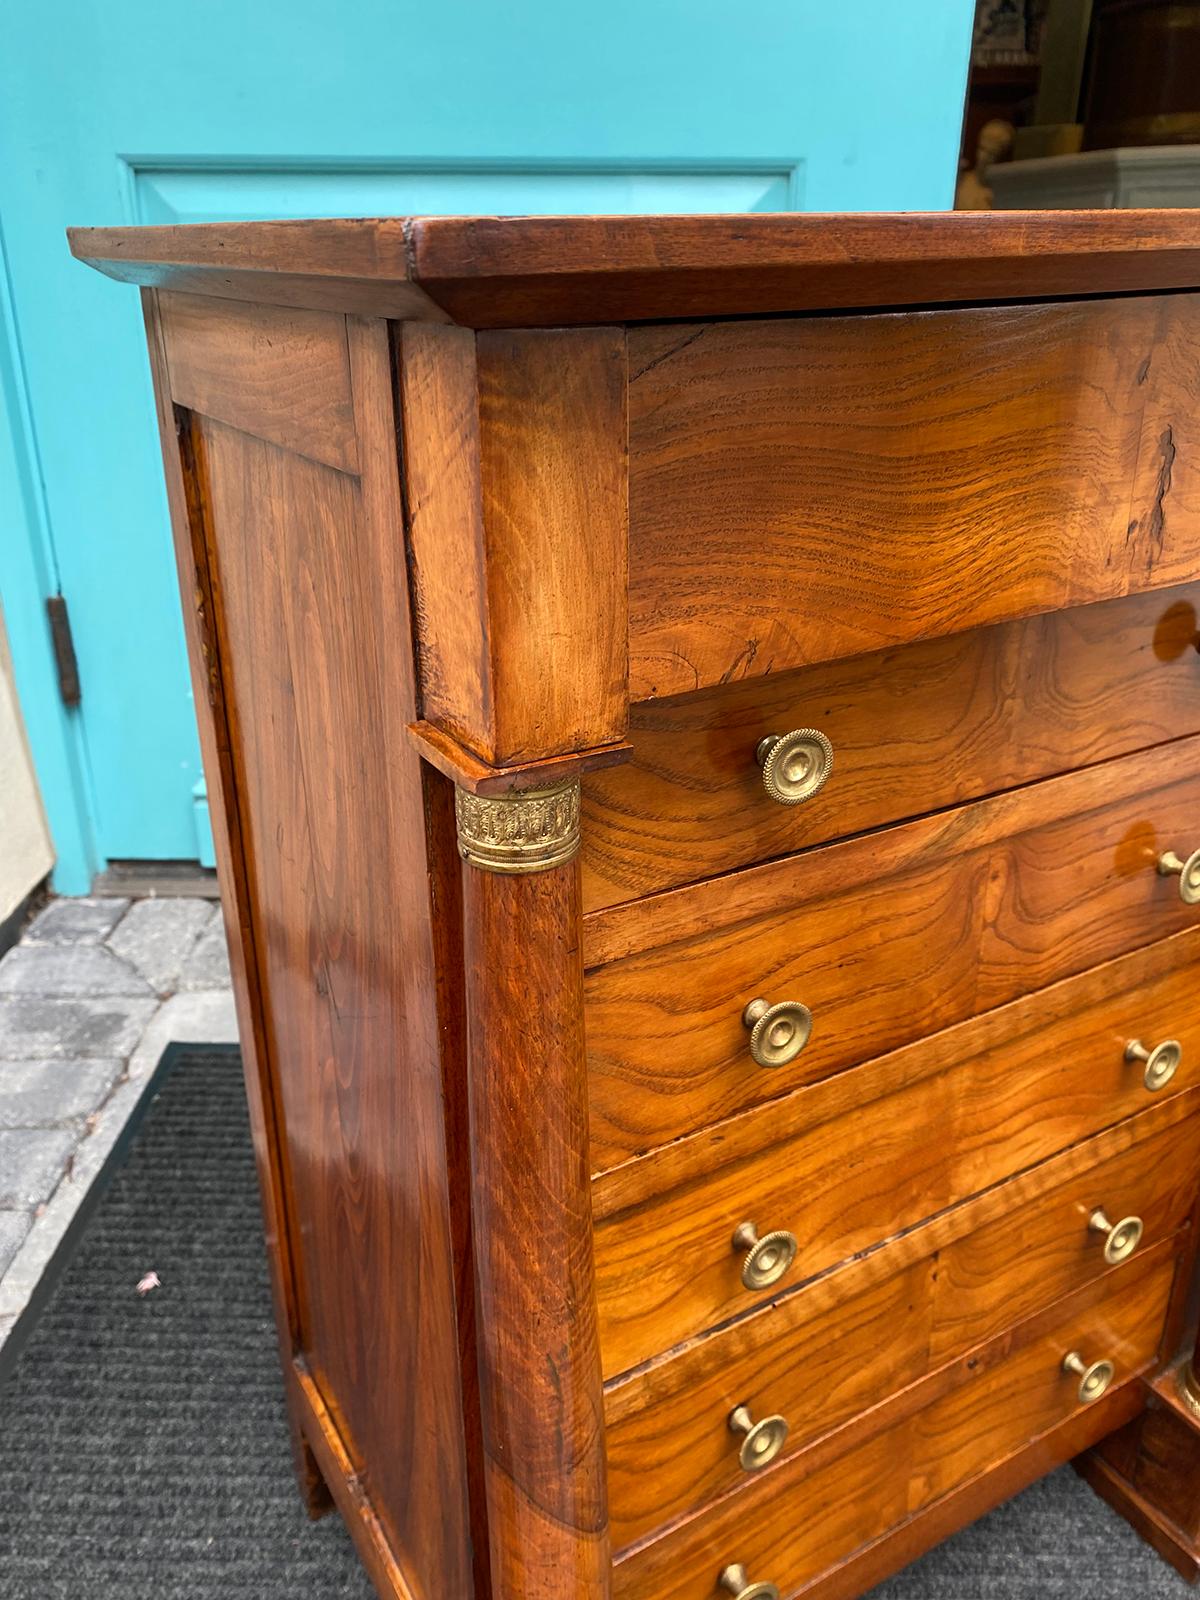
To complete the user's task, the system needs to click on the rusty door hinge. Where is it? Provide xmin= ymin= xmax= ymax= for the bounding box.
xmin=46 ymin=594 xmax=81 ymax=707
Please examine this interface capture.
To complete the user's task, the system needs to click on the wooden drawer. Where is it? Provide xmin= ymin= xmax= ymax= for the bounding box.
xmin=593 ymin=935 xmax=1200 ymax=1373
xmin=584 ymin=737 xmax=1200 ymax=1167
xmin=627 ymin=296 xmax=1200 ymax=700
xmin=603 ymin=1101 xmax=1200 ymax=1547
xmin=612 ymin=1249 xmax=1178 ymax=1599
xmin=582 ymin=585 xmax=1200 ymax=911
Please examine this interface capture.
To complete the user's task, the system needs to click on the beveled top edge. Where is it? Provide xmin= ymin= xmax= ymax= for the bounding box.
xmin=69 ymin=215 xmax=416 ymax=281
xmin=67 ymin=210 xmax=1200 ymax=328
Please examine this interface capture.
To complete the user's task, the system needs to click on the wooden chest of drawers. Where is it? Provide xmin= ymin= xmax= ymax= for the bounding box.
xmin=71 ymin=211 xmax=1200 ymax=1600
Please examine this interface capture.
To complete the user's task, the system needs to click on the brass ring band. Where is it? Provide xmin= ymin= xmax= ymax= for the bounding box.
xmin=455 ymin=780 xmax=581 ymax=874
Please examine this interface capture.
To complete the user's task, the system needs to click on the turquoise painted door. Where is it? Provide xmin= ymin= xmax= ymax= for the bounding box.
xmin=0 ymin=1 xmax=973 ymax=891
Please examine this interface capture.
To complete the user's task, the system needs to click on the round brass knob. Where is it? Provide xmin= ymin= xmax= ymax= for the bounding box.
xmin=1062 ymin=1349 xmax=1116 ymax=1405
xmin=1125 ymin=1037 xmax=1182 ymax=1092
xmin=742 ymin=997 xmax=813 ymax=1069
xmin=732 ymin=1222 xmax=798 ymax=1291
xmin=756 ymin=728 xmax=834 ymax=806
xmin=728 ymin=1404 xmax=790 ymax=1472
xmin=1157 ymin=847 xmax=1200 ymax=905
xmin=719 ymin=1564 xmax=780 ymax=1600
xmin=1088 ymin=1208 xmax=1144 ymax=1265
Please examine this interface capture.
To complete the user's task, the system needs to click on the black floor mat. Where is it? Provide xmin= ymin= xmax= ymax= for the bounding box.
xmin=0 ymin=1047 xmax=371 ymax=1598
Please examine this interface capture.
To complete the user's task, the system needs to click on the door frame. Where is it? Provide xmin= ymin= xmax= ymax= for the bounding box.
xmin=1 ymin=209 xmax=97 ymax=893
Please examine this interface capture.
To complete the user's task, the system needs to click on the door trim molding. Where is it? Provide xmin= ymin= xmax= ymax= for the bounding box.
xmin=118 ymin=153 xmax=806 ymax=223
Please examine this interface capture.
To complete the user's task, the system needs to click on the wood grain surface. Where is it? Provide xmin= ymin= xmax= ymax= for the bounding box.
xmin=184 ymin=312 xmax=474 ymax=1594
xmin=159 ymin=291 xmax=359 ymax=472
xmin=399 ymin=322 xmax=628 ymax=767
xmin=409 ymin=717 xmax=630 ymax=797
xmin=591 ymin=942 xmax=1200 ymax=1371
xmin=474 ymin=328 xmax=628 ymax=763
xmin=584 ymin=737 xmax=1200 ymax=1167
xmin=291 ymin=1364 xmax=423 ymax=1600
xmin=463 ymin=858 xmax=610 ymax=1600
xmin=603 ymin=1109 xmax=1200 ymax=1547
xmin=627 ymin=297 xmax=1200 ymax=698
xmin=71 ymin=210 xmax=1200 ymax=326
xmin=418 ymin=766 xmax=494 ymax=1600
xmin=395 ymin=321 xmax=492 ymax=749
xmin=582 ymin=584 xmax=1200 ymax=909
xmin=792 ymin=1384 xmax=1145 ymax=1600
xmin=405 ymin=210 xmax=1200 ymax=326
xmin=613 ymin=1254 xmax=1176 ymax=1600
xmin=1081 ymin=1401 xmax=1200 ymax=1583
xmin=142 ymin=291 xmax=330 ymax=1515
xmin=594 ymin=927 xmax=1200 ymax=1212
xmin=598 ymin=1085 xmax=1198 ymax=1393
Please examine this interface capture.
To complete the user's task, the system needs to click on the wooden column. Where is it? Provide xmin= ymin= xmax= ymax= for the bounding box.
xmin=1181 ymin=1333 xmax=1200 ymax=1400
xmin=459 ymin=781 xmax=610 ymax=1597
xmin=395 ymin=319 xmax=627 ymax=1598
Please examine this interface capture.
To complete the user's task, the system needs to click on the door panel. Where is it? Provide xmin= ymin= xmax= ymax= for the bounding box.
xmin=0 ymin=1 xmax=973 ymax=886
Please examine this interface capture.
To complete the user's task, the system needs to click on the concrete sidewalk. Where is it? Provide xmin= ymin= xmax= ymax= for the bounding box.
xmin=0 ymin=896 xmax=237 ymax=1360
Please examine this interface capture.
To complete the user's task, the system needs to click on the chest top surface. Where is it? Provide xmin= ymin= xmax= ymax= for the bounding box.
xmin=68 ymin=209 xmax=1200 ymax=327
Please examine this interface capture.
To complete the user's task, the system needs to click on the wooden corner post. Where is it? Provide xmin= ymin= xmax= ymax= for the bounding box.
xmin=397 ymin=321 xmax=627 ymax=1598
xmin=460 ymin=786 xmax=607 ymax=1596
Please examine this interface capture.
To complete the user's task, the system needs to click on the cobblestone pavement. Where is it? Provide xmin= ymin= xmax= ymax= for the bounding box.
xmin=0 ymin=896 xmax=237 ymax=1359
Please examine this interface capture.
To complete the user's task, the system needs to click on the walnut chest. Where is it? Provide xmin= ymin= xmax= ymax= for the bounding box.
xmin=70 ymin=211 xmax=1200 ymax=1600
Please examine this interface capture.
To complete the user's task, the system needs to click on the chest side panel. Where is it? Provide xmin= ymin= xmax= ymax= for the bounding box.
xmin=158 ymin=292 xmax=475 ymax=1596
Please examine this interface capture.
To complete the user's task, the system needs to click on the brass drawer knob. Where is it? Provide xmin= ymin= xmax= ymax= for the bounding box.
xmin=1062 ymin=1350 xmax=1116 ymax=1405
xmin=1088 ymin=1208 xmax=1144 ymax=1265
xmin=1157 ymin=847 xmax=1200 ymax=904
xmin=729 ymin=1404 xmax=789 ymax=1472
xmin=1126 ymin=1037 xmax=1182 ymax=1092
xmin=756 ymin=728 xmax=833 ymax=806
xmin=719 ymin=1565 xmax=780 ymax=1600
xmin=732 ymin=1221 xmax=798 ymax=1290
xmin=742 ymin=997 xmax=813 ymax=1068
